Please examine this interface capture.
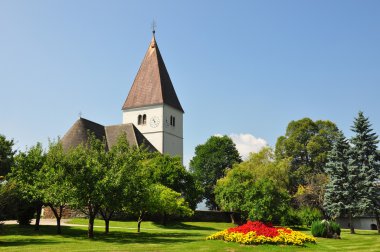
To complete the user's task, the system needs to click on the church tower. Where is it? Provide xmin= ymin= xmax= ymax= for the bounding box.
xmin=122 ymin=34 xmax=184 ymax=161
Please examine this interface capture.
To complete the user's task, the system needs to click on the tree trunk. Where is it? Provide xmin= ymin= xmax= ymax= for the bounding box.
xmin=48 ymin=204 xmax=63 ymax=234
xmin=162 ymin=213 xmax=167 ymax=226
xmin=137 ymin=211 xmax=145 ymax=233
xmin=34 ymin=203 xmax=43 ymax=231
xmin=375 ymin=212 xmax=380 ymax=234
xmin=88 ymin=215 xmax=95 ymax=239
xmin=100 ymin=208 xmax=114 ymax=234
xmin=56 ymin=217 xmax=62 ymax=234
xmin=349 ymin=211 xmax=355 ymax=234
xmin=229 ymin=212 xmax=235 ymax=224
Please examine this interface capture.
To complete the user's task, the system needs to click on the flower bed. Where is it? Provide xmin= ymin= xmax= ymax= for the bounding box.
xmin=207 ymin=221 xmax=316 ymax=246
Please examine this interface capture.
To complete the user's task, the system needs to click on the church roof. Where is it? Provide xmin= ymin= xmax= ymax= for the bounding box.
xmin=61 ymin=117 xmax=157 ymax=152
xmin=122 ymin=35 xmax=184 ymax=113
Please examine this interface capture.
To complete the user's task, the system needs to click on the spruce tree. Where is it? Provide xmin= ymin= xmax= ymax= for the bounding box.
xmin=350 ymin=112 xmax=380 ymax=234
xmin=324 ymin=131 xmax=359 ymax=233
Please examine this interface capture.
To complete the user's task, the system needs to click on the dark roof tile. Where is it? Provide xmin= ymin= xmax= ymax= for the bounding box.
xmin=122 ymin=36 xmax=184 ymax=113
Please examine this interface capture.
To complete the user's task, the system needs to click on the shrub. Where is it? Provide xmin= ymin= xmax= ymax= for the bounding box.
xmin=298 ymin=207 xmax=322 ymax=226
xmin=16 ymin=202 xmax=34 ymax=226
xmin=330 ymin=221 xmax=341 ymax=236
xmin=281 ymin=207 xmax=302 ymax=227
xmin=311 ymin=220 xmax=341 ymax=238
xmin=311 ymin=220 xmax=327 ymax=237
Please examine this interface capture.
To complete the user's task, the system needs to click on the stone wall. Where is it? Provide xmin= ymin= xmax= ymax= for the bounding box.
xmin=42 ymin=206 xmax=85 ymax=219
xmin=42 ymin=207 xmax=240 ymax=224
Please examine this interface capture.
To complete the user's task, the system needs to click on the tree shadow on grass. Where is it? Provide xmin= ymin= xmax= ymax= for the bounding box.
xmin=0 ymin=238 xmax=60 ymax=247
xmin=94 ymin=230 xmax=203 ymax=244
xmin=152 ymin=221 xmax=219 ymax=231
xmin=1 ymin=224 xmax=206 ymax=247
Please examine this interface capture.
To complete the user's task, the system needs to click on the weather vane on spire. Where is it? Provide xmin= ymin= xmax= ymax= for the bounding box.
xmin=151 ymin=20 xmax=156 ymax=35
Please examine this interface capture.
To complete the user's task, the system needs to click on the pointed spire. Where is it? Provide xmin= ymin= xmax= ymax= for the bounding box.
xmin=122 ymin=35 xmax=184 ymax=113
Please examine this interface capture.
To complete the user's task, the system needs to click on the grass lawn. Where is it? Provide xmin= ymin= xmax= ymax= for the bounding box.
xmin=0 ymin=219 xmax=379 ymax=251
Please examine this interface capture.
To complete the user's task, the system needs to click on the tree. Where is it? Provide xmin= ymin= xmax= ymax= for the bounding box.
xmin=349 ymin=112 xmax=380 ymax=234
xmin=215 ymin=148 xmax=291 ymax=223
xmin=323 ymin=131 xmax=358 ymax=233
xmin=99 ymin=134 xmax=147 ymax=234
xmin=0 ymin=134 xmax=15 ymax=177
xmin=10 ymin=143 xmax=46 ymax=230
xmin=144 ymin=153 xmax=203 ymax=211
xmin=275 ymin=119 xmax=338 ymax=183
xmin=41 ymin=141 xmax=73 ymax=234
xmin=190 ymin=135 xmax=241 ymax=210
xmin=67 ymin=133 xmax=107 ymax=239
xmin=275 ymin=118 xmax=339 ymax=209
xmin=148 ymin=184 xmax=193 ymax=226
xmin=127 ymin=183 xmax=193 ymax=232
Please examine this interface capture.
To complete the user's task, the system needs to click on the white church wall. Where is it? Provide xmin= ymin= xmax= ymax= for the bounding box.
xmin=122 ymin=104 xmax=164 ymax=153
xmin=122 ymin=104 xmax=183 ymax=162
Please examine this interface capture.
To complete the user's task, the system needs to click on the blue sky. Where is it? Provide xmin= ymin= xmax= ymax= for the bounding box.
xmin=1 ymin=0 xmax=380 ymax=166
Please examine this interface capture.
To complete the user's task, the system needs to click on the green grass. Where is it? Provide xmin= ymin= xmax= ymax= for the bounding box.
xmin=0 ymin=219 xmax=379 ymax=251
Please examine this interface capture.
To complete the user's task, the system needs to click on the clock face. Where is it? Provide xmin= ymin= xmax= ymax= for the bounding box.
xmin=150 ymin=116 xmax=160 ymax=128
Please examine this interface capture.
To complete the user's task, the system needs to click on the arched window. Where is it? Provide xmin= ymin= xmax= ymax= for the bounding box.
xmin=142 ymin=114 xmax=147 ymax=125
xmin=173 ymin=117 xmax=175 ymax=127
xmin=138 ymin=115 xmax=142 ymax=125
xmin=170 ymin=116 xmax=173 ymax=126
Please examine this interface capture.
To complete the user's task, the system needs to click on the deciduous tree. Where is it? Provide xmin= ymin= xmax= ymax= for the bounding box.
xmin=275 ymin=118 xmax=339 ymax=208
xmin=41 ymin=141 xmax=72 ymax=234
xmin=190 ymin=135 xmax=241 ymax=210
xmin=67 ymin=134 xmax=107 ymax=239
xmin=10 ymin=143 xmax=46 ymax=230
xmin=215 ymin=148 xmax=290 ymax=223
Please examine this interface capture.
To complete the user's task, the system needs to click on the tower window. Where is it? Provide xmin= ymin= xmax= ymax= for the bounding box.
xmin=170 ymin=116 xmax=176 ymax=127
xmin=138 ymin=115 xmax=142 ymax=125
xmin=142 ymin=114 xmax=147 ymax=125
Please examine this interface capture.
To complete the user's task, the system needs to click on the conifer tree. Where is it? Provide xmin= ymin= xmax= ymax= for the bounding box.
xmin=323 ymin=131 xmax=355 ymax=223
xmin=350 ymin=112 xmax=380 ymax=233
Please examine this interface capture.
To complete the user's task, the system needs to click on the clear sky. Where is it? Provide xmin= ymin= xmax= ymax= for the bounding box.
xmin=1 ymin=0 xmax=380 ymax=166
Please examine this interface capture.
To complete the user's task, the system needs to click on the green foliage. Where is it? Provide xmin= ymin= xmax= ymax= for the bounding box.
xmin=16 ymin=201 xmax=35 ymax=226
xmin=65 ymin=132 xmax=108 ymax=238
xmin=311 ymin=220 xmax=327 ymax=237
xmin=144 ymin=153 xmax=203 ymax=210
xmin=190 ymin=135 xmax=241 ymax=210
xmin=215 ymin=148 xmax=291 ymax=223
xmin=0 ymin=134 xmax=15 ymax=177
xmin=246 ymin=179 xmax=290 ymax=223
xmin=9 ymin=143 xmax=46 ymax=203
xmin=324 ymin=131 xmax=353 ymax=219
xmin=148 ymin=184 xmax=193 ymax=217
xmin=298 ymin=207 xmax=323 ymax=226
xmin=281 ymin=207 xmax=302 ymax=227
xmin=349 ymin=112 xmax=380 ymax=216
xmin=294 ymin=173 xmax=329 ymax=210
xmin=0 ymin=181 xmax=25 ymax=221
xmin=275 ymin=118 xmax=338 ymax=194
xmin=311 ymin=220 xmax=341 ymax=238
xmin=330 ymin=221 xmax=341 ymax=236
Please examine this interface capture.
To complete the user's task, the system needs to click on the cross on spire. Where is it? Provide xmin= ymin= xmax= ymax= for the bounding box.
xmin=151 ymin=20 xmax=156 ymax=35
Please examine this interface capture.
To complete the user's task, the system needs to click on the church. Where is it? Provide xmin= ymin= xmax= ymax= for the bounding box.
xmin=61 ymin=32 xmax=184 ymax=161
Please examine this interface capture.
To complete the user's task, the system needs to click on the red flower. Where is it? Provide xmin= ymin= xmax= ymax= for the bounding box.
xmin=227 ymin=221 xmax=292 ymax=238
